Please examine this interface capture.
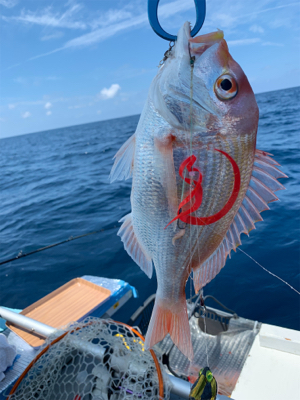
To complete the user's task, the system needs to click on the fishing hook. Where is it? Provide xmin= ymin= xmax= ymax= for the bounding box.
xmin=148 ymin=0 xmax=206 ymax=41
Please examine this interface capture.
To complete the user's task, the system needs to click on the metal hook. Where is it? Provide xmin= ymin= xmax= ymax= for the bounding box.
xmin=148 ymin=0 xmax=206 ymax=41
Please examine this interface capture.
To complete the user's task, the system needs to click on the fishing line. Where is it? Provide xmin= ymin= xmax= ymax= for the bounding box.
xmin=187 ymin=45 xmax=210 ymax=369
xmin=189 ymin=219 xmax=300 ymax=297
xmin=179 ymin=47 xmax=195 ymax=205
xmin=189 ymin=50 xmax=197 ymax=313
xmin=201 ymin=290 xmax=209 ymax=368
xmin=237 ymin=247 xmax=300 ymax=295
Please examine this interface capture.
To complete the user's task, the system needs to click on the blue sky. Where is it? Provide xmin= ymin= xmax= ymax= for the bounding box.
xmin=0 ymin=0 xmax=299 ymax=138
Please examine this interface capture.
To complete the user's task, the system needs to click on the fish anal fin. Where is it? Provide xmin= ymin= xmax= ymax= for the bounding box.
xmin=110 ymin=134 xmax=135 ymax=182
xmin=117 ymin=213 xmax=153 ymax=278
xmin=145 ymin=296 xmax=193 ymax=361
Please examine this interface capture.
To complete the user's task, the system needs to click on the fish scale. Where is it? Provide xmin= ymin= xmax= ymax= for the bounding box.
xmin=110 ymin=23 xmax=286 ymax=360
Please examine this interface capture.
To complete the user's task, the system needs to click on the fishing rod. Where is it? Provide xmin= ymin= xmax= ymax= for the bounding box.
xmin=0 ymin=225 xmax=117 ymax=266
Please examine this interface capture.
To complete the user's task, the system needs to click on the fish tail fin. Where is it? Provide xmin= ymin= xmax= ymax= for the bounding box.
xmin=144 ymin=296 xmax=193 ymax=361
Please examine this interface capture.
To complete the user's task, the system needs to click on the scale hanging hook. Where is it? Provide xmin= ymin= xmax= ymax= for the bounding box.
xmin=148 ymin=0 xmax=206 ymax=41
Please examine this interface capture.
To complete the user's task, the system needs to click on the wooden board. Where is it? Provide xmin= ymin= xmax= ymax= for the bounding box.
xmin=7 ymin=278 xmax=111 ymax=348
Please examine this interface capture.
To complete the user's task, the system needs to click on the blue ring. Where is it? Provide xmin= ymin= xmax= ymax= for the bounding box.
xmin=148 ymin=0 xmax=206 ymax=41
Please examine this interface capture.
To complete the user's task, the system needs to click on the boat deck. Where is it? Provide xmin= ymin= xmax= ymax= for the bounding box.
xmin=1 ymin=277 xmax=299 ymax=399
xmin=231 ymin=323 xmax=300 ymax=399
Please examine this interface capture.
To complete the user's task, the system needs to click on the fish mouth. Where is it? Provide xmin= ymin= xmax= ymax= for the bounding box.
xmin=176 ymin=22 xmax=224 ymax=59
xmin=189 ymin=29 xmax=224 ymax=57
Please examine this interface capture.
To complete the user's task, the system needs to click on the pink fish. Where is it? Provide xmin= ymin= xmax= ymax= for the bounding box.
xmin=110 ymin=23 xmax=287 ymax=360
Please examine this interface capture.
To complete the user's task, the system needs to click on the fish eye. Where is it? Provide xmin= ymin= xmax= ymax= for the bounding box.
xmin=214 ymin=74 xmax=238 ymax=100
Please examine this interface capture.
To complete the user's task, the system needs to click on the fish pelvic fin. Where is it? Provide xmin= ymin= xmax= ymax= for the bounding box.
xmin=118 ymin=213 xmax=153 ymax=279
xmin=110 ymin=133 xmax=135 ymax=182
xmin=193 ymin=149 xmax=287 ymax=292
xmin=144 ymin=296 xmax=193 ymax=361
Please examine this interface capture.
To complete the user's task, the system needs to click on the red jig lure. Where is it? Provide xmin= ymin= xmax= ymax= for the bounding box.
xmin=165 ymin=149 xmax=241 ymax=228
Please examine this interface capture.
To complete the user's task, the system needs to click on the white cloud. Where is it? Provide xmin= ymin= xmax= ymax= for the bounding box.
xmin=68 ymin=104 xmax=86 ymax=109
xmin=262 ymin=41 xmax=284 ymax=47
xmin=0 ymin=0 xmax=18 ymax=8
xmin=41 ymin=31 xmax=64 ymax=41
xmin=250 ymin=24 xmax=264 ymax=33
xmin=8 ymin=104 xmax=15 ymax=109
xmin=204 ymin=2 xmax=299 ymax=33
xmin=30 ymin=0 xmax=194 ymax=54
xmin=22 ymin=111 xmax=31 ymax=118
xmin=97 ymin=110 xmax=102 ymax=115
xmin=14 ymin=77 xmax=27 ymax=84
xmin=46 ymin=110 xmax=52 ymax=116
xmin=99 ymin=84 xmax=121 ymax=99
xmin=24 ymin=0 xmax=299 ymax=62
xmin=6 ymin=4 xmax=86 ymax=29
xmin=227 ymin=38 xmax=261 ymax=46
xmin=89 ymin=9 xmax=132 ymax=30
xmin=64 ymin=14 xmax=147 ymax=49
xmin=6 ymin=95 xmax=91 ymax=109
xmin=44 ymin=102 xmax=52 ymax=109
xmin=6 ymin=0 xmax=300 ymax=69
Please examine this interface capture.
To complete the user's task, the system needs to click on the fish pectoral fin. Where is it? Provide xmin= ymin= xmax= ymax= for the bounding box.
xmin=193 ymin=150 xmax=287 ymax=292
xmin=110 ymin=134 xmax=135 ymax=182
xmin=144 ymin=296 xmax=193 ymax=361
xmin=117 ymin=213 xmax=153 ymax=279
xmin=154 ymin=136 xmax=178 ymax=220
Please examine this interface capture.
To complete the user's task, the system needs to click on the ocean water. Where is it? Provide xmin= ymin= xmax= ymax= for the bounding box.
xmin=0 ymin=87 xmax=299 ymax=330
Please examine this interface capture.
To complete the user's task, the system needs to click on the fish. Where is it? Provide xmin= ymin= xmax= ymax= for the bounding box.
xmin=110 ymin=22 xmax=287 ymax=360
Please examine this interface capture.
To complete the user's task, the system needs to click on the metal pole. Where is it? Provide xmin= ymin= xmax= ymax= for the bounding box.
xmin=168 ymin=375 xmax=233 ymax=399
xmin=168 ymin=375 xmax=191 ymax=398
xmin=0 ymin=307 xmax=105 ymax=360
xmin=0 ymin=307 xmax=55 ymax=337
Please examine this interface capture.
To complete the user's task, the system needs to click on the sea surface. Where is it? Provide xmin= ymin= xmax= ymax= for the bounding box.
xmin=0 ymin=86 xmax=299 ymax=330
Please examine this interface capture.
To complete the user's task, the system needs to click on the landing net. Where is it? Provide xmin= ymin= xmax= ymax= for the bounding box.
xmin=8 ymin=317 xmax=170 ymax=400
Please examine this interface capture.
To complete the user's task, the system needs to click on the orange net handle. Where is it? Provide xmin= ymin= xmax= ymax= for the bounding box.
xmin=8 ymin=321 xmax=165 ymax=400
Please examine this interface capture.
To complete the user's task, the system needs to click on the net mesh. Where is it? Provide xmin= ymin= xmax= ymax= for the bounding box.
xmin=8 ymin=317 xmax=171 ymax=400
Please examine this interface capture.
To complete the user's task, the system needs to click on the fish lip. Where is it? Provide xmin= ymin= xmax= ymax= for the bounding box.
xmin=175 ymin=21 xmax=192 ymax=58
xmin=184 ymin=21 xmax=192 ymax=39
xmin=183 ymin=22 xmax=192 ymax=52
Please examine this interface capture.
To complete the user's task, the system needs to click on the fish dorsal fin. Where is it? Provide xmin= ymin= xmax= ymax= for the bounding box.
xmin=118 ymin=213 xmax=153 ymax=279
xmin=110 ymin=134 xmax=135 ymax=182
xmin=193 ymin=149 xmax=287 ymax=292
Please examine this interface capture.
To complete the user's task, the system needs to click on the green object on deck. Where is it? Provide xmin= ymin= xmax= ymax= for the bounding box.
xmin=189 ymin=367 xmax=217 ymax=400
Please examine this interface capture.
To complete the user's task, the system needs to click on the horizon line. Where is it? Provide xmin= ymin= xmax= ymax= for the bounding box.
xmin=1 ymin=85 xmax=299 ymax=140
